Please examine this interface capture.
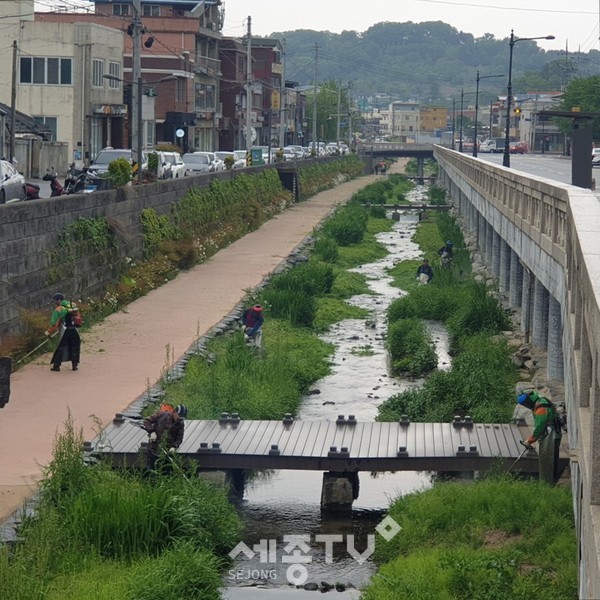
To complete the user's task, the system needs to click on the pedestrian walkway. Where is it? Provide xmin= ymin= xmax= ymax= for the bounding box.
xmin=0 ymin=169 xmax=386 ymax=523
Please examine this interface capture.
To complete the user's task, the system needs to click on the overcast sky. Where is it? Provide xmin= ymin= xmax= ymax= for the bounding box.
xmin=221 ymin=0 xmax=599 ymax=53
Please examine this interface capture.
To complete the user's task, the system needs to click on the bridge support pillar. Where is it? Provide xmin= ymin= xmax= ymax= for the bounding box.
xmin=416 ymin=157 xmax=425 ymax=183
xmin=532 ymin=278 xmax=549 ymax=349
xmin=508 ymin=250 xmax=523 ymax=308
xmin=321 ymin=472 xmax=359 ymax=512
xmin=485 ymin=222 xmax=494 ymax=264
xmin=491 ymin=230 xmax=501 ymax=278
xmin=548 ymin=295 xmax=564 ymax=380
xmin=499 ymin=239 xmax=511 ymax=293
xmin=477 ymin=213 xmax=486 ymax=251
xmin=521 ymin=269 xmax=533 ymax=340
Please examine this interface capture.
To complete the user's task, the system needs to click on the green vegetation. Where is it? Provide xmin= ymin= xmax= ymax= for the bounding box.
xmin=350 ymin=173 xmax=414 ymax=205
xmin=297 ymin=156 xmax=364 ymax=199
xmin=107 ymin=156 xmax=132 ymax=187
xmin=363 ymin=478 xmax=577 ymax=600
xmin=0 ymin=415 xmax=240 ymax=600
xmin=379 ymin=209 xmax=514 ymax=422
xmin=387 ymin=317 xmax=437 ymax=377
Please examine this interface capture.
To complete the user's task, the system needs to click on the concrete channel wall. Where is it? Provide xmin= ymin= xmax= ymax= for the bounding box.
xmin=434 ymin=145 xmax=600 ymax=599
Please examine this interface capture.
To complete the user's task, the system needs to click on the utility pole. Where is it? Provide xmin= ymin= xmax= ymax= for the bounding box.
xmin=10 ymin=40 xmax=17 ymax=163
xmin=336 ymin=80 xmax=341 ymax=150
xmin=132 ymin=0 xmax=143 ymax=183
xmin=279 ymin=37 xmax=286 ymax=148
xmin=312 ymin=44 xmax=318 ymax=149
xmin=347 ymin=80 xmax=353 ymax=147
xmin=245 ymin=16 xmax=253 ymax=152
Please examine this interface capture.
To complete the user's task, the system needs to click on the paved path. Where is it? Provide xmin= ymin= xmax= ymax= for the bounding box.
xmin=0 ymin=170 xmax=387 ymax=522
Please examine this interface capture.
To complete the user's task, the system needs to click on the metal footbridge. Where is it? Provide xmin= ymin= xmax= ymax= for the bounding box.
xmin=87 ymin=413 xmax=538 ymax=473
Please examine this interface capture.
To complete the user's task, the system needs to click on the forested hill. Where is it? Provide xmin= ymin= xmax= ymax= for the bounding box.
xmin=270 ymin=21 xmax=599 ymax=103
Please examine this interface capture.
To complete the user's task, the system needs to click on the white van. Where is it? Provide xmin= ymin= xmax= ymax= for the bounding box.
xmin=478 ymin=140 xmax=496 ymax=153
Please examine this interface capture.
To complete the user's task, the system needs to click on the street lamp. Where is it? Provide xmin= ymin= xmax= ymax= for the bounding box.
xmin=473 ymin=70 xmax=504 ymax=157
xmin=459 ymin=90 xmax=477 ymax=153
xmin=103 ymin=74 xmax=176 ymax=183
xmin=503 ymin=30 xmax=554 ymax=167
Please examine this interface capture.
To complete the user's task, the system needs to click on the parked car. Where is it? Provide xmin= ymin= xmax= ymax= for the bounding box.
xmin=282 ymin=147 xmax=296 ymax=161
xmin=592 ymin=148 xmax=600 ymax=166
xmin=214 ymin=151 xmax=235 ymax=170
xmin=208 ymin=152 xmax=225 ymax=172
xmin=163 ymin=151 xmax=186 ymax=178
xmin=0 ymin=159 xmax=26 ymax=203
xmin=88 ymin=148 xmax=148 ymax=178
xmin=509 ymin=141 xmax=527 ymax=155
xmin=182 ymin=152 xmax=212 ymax=175
xmin=232 ymin=150 xmax=247 ymax=169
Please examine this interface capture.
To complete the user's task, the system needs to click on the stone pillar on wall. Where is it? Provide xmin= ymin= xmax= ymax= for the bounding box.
xmin=521 ymin=269 xmax=533 ymax=337
xmin=491 ymin=229 xmax=501 ymax=278
xmin=485 ymin=222 xmax=494 ymax=264
xmin=532 ymin=278 xmax=550 ymax=349
xmin=547 ymin=295 xmax=564 ymax=381
xmin=509 ymin=249 xmax=523 ymax=308
xmin=477 ymin=213 xmax=486 ymax=250
xmin=499 ymin=239 xmax=511 ymax=293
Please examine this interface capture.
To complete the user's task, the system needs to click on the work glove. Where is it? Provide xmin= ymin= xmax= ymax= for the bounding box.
xmin=148 ymin=432 xmax=157 ymax=442
xmin=44 ymin=330 xmax=51 ymax=337
xmin=168 ymin=447 xmax=176 ymax=455
xmin=520 ymin=440 xmax=532 ymax=450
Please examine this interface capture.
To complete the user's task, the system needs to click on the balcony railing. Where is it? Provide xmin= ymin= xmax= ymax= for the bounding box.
xmin=194 ymin=56 xmax=222 ymax=77
xmin=198 ymin=24 xmax=222 ymax=39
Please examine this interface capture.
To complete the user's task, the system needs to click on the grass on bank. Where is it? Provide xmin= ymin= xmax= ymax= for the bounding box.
xmin=363 ymin=477 xmax=577 ymax=600
xmin=0 ymin=415 xmax=241 ymax=600
xmin=163 ymin=205 xmax=395 ymax=418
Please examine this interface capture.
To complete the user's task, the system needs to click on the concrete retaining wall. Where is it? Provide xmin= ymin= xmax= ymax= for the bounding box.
xmin=434 ymin=145 xmax=600 ymax=599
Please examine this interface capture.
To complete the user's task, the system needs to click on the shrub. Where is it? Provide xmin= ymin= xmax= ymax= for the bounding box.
xmin=313 ymin=236 xmax=339 ymax=263
xmin=387 ymin=318 xmax=437 ymax=376
xmin=147 ymin=152 xmax=159 ymax=175
xmin=107 ymin=157 xmax=132 ymax=187
xmin=321 ymin=203 xmax=369 ymax=246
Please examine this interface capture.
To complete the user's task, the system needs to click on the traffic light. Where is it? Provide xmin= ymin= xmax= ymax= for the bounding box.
xmin=514 ymin=107 xmax=522 ymax=115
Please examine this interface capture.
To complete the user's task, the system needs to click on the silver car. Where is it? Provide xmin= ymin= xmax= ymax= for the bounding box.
xmin=182 ymin=152 xmax=212 ymax=175
xmin=0 ymin=160 xmax=26 ymax=203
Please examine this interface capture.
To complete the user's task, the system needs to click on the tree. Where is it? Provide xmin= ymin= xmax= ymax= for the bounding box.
xmin=558 ymin=76 xmax=600 ymax=138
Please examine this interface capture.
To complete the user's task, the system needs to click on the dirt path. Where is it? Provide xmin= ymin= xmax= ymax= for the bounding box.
xmin=0 ymin=168 xmax=404 ymax=523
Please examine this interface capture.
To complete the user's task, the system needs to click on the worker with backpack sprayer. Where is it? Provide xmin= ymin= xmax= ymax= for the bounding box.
xmin=142 ymin=403 xmax=187 ymax=471
xmin=513 ymin=389 xmax=567 ymax=481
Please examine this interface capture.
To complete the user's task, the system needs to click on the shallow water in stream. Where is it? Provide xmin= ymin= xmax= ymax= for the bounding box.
xmin=224 ymin=189 xmax=451 ymax=596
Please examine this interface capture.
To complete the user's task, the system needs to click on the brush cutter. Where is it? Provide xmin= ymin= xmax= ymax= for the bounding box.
xmin=508 ymin=442 xmax=533 ymax=473
xmin=16 ymin=332 xmax=57 ymax=364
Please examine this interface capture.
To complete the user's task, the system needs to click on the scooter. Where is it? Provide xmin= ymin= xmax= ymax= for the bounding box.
xmin=25 ymin=182 xmax=40 ymax=200
xmin=42 ymin=168 xmax=66 ymax=197
xmin=64 ymin=164 xmax=100 ymax=195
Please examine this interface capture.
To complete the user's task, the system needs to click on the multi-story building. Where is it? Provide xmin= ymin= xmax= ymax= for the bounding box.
xmin=38 ymin=0 xmax=224 ymax=154
xmin=420 ymin=106 xmax=448 ymax=134
xmin=390 ymin=101 xmax=420 ymax=141
xmin=0 ymin=2 xmax=125 ymax=164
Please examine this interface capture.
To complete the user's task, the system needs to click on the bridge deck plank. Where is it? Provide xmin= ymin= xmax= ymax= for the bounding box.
xmin=87 ymin=420 xmax=538 ymax=472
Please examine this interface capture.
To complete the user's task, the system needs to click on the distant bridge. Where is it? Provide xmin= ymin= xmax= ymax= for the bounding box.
xmin=357 ymin=142 xmax=435 ymax=159
xmin=87 ymin=413 xmax=539 ymax=507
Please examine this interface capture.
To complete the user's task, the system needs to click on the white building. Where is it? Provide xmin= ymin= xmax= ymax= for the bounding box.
xmin=0 ymin=1 xmax=125 ymax=164
xmin=389 ymin=101 xmax=420 ymax=141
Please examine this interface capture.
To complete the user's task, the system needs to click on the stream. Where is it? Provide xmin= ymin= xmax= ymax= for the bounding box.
xmin=223 ymin=189 xmax=451 ymax=598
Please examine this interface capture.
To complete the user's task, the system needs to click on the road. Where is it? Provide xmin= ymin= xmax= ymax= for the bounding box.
xmin=476 ymin=152 xmax=576 ymax=186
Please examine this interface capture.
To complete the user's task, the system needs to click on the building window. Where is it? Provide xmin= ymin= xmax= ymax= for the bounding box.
xmin=142 ymin=4 xmax=159 ymax=16
xmin=92 ymin=59 xmax=104 ymax=87
xmin=113 ymin=3 xmax=129 ymax=16
xmin=108 ymin=62 xmax=121 ymax=88
xmin=34 ymin=116 xmax=57 ymax=141
xmin=195 ymin=83 xmax=215 ymax=111
xmin=20 ymin=57 xmax=72 ymax=85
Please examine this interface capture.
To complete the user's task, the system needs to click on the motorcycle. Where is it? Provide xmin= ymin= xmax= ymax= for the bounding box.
xmin=25 ymin=182 xmax=40 ymax=200
xmin=43 ymin=165 xmax=99 ymax=197
xmin=43 ymin=168 xmax=66 ymax=197
xmin=64 ymin=164 xmax=100 ymax=195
